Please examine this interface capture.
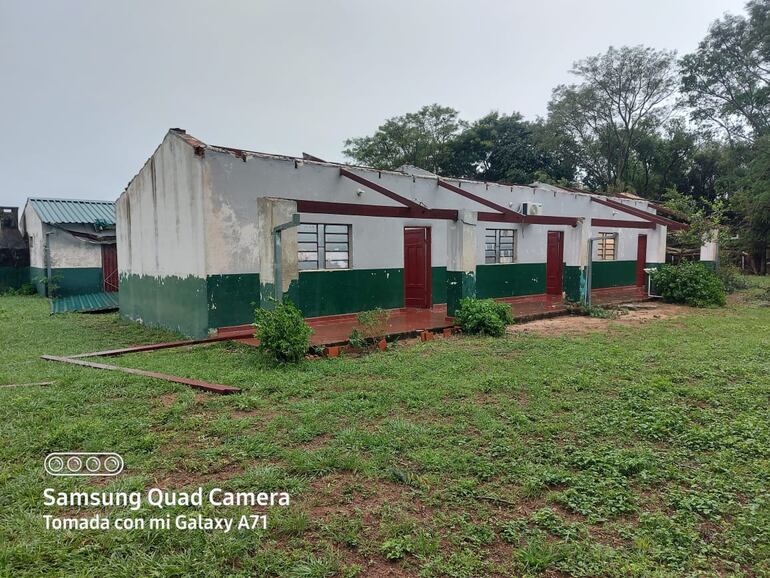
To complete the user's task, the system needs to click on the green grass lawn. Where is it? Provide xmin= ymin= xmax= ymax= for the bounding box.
xmin=1 ymin=280 xmax=769 ymax=577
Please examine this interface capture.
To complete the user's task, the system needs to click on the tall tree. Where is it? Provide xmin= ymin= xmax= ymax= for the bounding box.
xmin=732 ymin=135 xmax=770 ymax=273
xmin=680 ymin=0 xmax=770 ymax=143
xmin=443 ymin=112 xmax=574 ymax=183
xmin=343 ymin=104 xmax=464 ymax=172
xmin=548 ymin=45 xmax=679 ymax=191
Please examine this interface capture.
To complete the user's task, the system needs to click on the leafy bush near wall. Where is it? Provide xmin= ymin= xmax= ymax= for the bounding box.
xmin=254 ymin=301 xmax=313 ymax=363
xmin=716 ymin=264 xmax=748 ymax=293
xmin=650 ymin=263 xmax=726 ymax=307
xmin=0 ymin=283 xmax=36 ymax=296
xmin=455 ymin=298 xmax=514 ymax=337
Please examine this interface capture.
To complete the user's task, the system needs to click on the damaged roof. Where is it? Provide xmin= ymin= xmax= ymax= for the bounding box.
xmin=28 ymin=198 xmax=115 ymax=226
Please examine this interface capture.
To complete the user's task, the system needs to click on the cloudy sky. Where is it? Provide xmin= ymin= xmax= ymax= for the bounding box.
xmin=0 ymin=0 xmax=747 ymax=209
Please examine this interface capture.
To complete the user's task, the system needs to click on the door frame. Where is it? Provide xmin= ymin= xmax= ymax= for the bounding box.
xmin=403 ymin=226 xmax=432 ymax=308
xmin=545 ymin=230 xmax=565 ymax=296
xmin=101 ymin=243 xmax=119 ymax=293
xmin=636 ymin=234 xmax=648 ymax=286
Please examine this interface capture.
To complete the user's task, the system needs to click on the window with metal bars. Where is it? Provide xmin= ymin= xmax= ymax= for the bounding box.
xmin=597 ymin=232 xmax=617 ymax=260
xmin=298 ymin=223 xmax=351 ymax=270
xmin=484 ymin=229 xmax=515 ymax=264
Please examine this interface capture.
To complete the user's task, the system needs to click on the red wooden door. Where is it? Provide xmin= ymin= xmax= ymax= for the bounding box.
xmin=545 ymin=231 xmax=564 ymax=296
xmin=636 ymin=234 xmax=648 ymax=286
xmin=403 ymin=227 xmax=431 ymax=308
xmin=102 ymin=244 xmax=119 ymax=292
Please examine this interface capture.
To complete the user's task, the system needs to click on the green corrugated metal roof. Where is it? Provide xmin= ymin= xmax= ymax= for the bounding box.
xmin=29 ymin=198 xmax=115 ymax=226
xmin=51 ymin=292 xmax=119 ymax=314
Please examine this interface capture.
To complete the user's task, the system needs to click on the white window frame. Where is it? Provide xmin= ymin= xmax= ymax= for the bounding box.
xmin=484 ymin=228 xmax=516 ymax=264
xmin=596 ymin=232 xmax=617 ymax=261
xmin=298 ymin=223 xmax=351 ymax=270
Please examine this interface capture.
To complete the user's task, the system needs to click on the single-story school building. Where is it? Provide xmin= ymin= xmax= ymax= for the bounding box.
xmin=117 ymin=129 xmax=687 ymax=338
xmin=20 ymin=198 xmax=118 ymax=297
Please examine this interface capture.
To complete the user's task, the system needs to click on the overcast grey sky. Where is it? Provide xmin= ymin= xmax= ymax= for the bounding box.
xmin=0 ymin=0 xmax=747 ymax=209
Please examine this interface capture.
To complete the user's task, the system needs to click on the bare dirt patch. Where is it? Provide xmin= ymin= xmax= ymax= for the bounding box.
xmin=506 ymin=302 xmax=691 ymax=337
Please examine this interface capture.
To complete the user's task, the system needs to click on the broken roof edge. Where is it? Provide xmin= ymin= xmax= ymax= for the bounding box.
xmin=138 ymin=130 xmax=669 ymax=213
xmin=171 ymin=129 xmax=575 ymax=196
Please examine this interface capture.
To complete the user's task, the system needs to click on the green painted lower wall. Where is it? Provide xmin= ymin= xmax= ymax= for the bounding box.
xmin=0 ymin=266 xmax=30 ymax=291
xmin=446 ymin=270 xmax=476 ymax=316
xmin=121 ymin=259 xmax=652 ymax=338
xmin=120 ymin=273 xmax=209 ymax=338
xmin=475 ymin=263 xmax=547 ymax=299
xmin=287 ymin=268 xmax=404 ymax=318
xmin=207 ymin=274 xmax=260 ymax=328
xmin=29 ymin=266 xmax=103 ymax=297
xmin=700 ymin=260 xmax=716 ymax=271
xmin=432 ymin=266 xmax=447 ymax=305
xmin=564 ymin=266 xmax=583 ymax=302
xmin=591 ymin=260 xmax=637 ymax=289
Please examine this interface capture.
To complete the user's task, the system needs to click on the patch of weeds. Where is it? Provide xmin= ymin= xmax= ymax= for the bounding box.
xmin=270 ymin=509 xmax=311 ymax=537
xmin=627 ymin=512 xmax=708 ymax=570
xmin=666 ymin=483 xmax=735 ymax=520
xmin=378 ymin=508 xmax=439 ymax=561
xmin=554 ymin=474 xmax=637 ymax=522
xmin=323 ymin=513 xmax=364 ymax=548
xmin=515 ymin=537 xmax=563 ymax=574
xmin=388 ymin=466 xmax=426 ymax=489
xmin=530 ymin=508 xmax=588 ymax=541
xmin=286 ymin=554 xmax=340 ymax=578
xmin=566 ymin=302 xmax=622 ymax=319
xmin=379 ymin=531 xmax=439 ymax=561
xmin=420 ymin=549 xmax=488 ymax=578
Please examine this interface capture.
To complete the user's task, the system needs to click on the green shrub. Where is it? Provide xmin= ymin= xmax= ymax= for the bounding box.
xmin=454 ymin=298 xmax=514 ymax=337
xmin=254 ymin=301 xmax=313 ymax=362
xmin=348 ymin=308 xmax=391 ymax=351
xmin=1 ymin=283 xmax=36 ymax=296
xmin=650 ymin=262 xmax=726 ymax=307
xmin=716 ymin=264 xmax=747 ymax=293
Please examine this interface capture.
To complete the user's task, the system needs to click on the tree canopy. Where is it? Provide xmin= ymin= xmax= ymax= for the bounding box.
xmin=341 ymin=0 xmax=770 ymax=273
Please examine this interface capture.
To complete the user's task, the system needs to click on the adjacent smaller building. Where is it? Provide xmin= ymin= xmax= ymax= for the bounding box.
xmin=0 ymin=207 xmax=30 ymax=292
xmin=20 ymin=198 xmax=118 ymax=297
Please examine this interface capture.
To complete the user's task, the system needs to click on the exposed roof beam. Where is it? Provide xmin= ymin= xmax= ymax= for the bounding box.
xmin=591 ymin=218 xmax=656 ymax=229
xmin=295 ymin=200 xmax=458 ymax=221
xmin=339 ymin=168 xmax=423 ymax=210
xmin=478 ymin=212 xmax=579 ymax=227
xmin=591 ymin=197 xmax=687 ymax=230
xmin=437 ymin=179 xmax=524 ymax=222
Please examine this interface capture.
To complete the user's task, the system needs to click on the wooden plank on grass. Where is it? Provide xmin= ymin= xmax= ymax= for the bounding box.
xmin=41 ymin=355 xmax=241 ymax=395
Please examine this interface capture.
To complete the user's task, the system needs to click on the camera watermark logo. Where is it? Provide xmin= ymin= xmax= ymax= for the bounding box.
xmin=45 ymin=452 xmax=124 ymax=477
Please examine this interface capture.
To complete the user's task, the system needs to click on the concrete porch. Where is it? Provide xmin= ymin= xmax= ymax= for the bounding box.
xmin=217 ymin=285 xmax=650 ymax=348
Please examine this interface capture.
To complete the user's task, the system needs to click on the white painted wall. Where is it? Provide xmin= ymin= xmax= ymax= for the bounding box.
xmin=20 ymin=205 xmax=45 ymax=268
xmin=117 ymin=133 xmax=207 ymax=279
xmin=121 ymin=131 xmax=669 ymax=283
xmin=201 ymin=142 xmax=660 ymax=275
xmin=20 ymin=205 xmax=102 ymax=268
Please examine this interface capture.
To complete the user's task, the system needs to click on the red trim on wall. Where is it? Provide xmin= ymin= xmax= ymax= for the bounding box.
xmin=591 ymin=218 xmax=656 ymax=229
xmin=477 ymin=212 xmax=579 ymax=226
xmin=295 ymin=200 xmax=458 ymax=221
xmin=591 ymin=197 xmax=687 ymax=230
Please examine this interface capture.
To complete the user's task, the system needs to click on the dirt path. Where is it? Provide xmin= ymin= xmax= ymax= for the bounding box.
xmin=506 ymin=302 xmax=691 ymax=336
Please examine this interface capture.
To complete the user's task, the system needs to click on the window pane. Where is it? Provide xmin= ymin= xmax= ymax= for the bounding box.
xmin=299 ymin=222 xmax=350 ymax=270
xmin=325 ymin=259 xmax=348 ymax=269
